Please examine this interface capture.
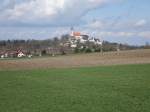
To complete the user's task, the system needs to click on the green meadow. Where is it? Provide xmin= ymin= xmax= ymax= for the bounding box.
xmin=0 ymin=64 xmax=150 ymax=112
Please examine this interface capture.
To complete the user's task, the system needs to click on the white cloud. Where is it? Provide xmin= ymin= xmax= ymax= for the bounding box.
xmin=0 ymin=0 xmax=112 ymax=26
xmin=135 ymin=19 xmax=147 ymax=27
xmin=97 ymin=31 xmax=150 ymax=39
xmin=0 ymin=0 xmax=14 ymax=10
xmin=97 ymin=31 xmax=134 ymax=37
xmin=87 ymin=20 xmax=105 ymax=29
xmin=138 ymin=31 xmax=150 ymax=38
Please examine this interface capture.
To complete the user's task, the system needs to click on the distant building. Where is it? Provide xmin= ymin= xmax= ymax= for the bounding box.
xmin=0 ymin=50 xmax=26 ymax=58
xmin=69 ymin=28 xmax=102 ymax=48
xmin=17 ymin=51 xmax=25 ymax=58
xmin=89 ymin=38 xmax=102 ymax=45
xmin=0 ymin=53 xmax=4 ymax=59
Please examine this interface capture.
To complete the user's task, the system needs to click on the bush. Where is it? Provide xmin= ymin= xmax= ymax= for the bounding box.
xmin=74 ymin=48 xmax=80 ymax=53
xmin=85 ymin=48 xmax=92 ymax=53
xmin=41 ymin=50 xmax=47 ymax=55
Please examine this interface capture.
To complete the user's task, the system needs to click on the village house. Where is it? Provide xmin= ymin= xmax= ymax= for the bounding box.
xmin=0 ymin=50 xmax=26 ymax=59
xmin=17 ymin=51 xmax=26 ymax=58
xmin=0 ymin=52 xmax=5 ymax=59
xmin=89 ymin=37 xmax=102 ymax=45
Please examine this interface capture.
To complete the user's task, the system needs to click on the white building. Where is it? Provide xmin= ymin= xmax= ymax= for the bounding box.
xmin=1 ymin=55 xmax=4 ymax=59
xmin=69 ymin=29 xmax=102 ymax=48
xmin=17 ymin=52 xmax=25 ymax=58
xmin=89 ymin=38 xmax=102 ymax=45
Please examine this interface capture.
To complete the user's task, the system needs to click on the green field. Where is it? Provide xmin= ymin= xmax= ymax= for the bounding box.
xmin=0 ymin=64 xmax=150 ymax=112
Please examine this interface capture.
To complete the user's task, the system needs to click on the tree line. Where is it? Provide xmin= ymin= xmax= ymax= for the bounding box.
xmin=0 ymin=35 xmax=69 ymax=50
xmin=0 ymin=34 xmax=149 ymax=54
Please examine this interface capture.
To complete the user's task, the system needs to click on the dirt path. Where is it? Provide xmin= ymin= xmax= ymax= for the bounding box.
xmin=0 ymin=49 xmax=150 ymax=70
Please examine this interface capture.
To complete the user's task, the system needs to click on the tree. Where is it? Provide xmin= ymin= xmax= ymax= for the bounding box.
xmin=60 ymin=34 xmax=70 ymax=43
xmin=52 ymin=37 xmax=60 ymax=47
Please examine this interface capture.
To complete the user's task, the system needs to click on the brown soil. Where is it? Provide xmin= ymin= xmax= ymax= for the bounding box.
xmin=0 ymin=49 xmax=150 ymax=70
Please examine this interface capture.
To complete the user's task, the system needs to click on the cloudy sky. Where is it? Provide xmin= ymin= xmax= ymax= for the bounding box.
xmin=0 ymin=0 xmax=150 ymax=45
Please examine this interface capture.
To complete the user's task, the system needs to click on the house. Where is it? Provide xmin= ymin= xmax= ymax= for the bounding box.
xmin=6 ymin=51 xmax=25 ymax=58
xmin=0 ymin=52 xmax=4 ymax=59
xmin=70 ymin=31 xmax=89 ymax=43
xmin=89 ymin=37 xmax=95 ymax=43
xmin=80 ymin=35 xmax=89 ymax=44
xmin=69 ymin=28 xmax=102 ymax=48
xmin=70 ymin=43 xmax=77 ymax=48
xmin=94 ymin=39 xmax=102 ymax=45
xmin=89 ymin=38 xmax=102 ymax=45
xmin=69 ymin=30 xmax=89 ymax=48
xmin=0 ymin=51 xmax=16 ymax=58
xmin=17 ymin=51 xmax=25 ymax=58
xmin=0 ymin=50 xmax=27 ymax=58
xmin=1 ymin=55 xmax=4 ymax=59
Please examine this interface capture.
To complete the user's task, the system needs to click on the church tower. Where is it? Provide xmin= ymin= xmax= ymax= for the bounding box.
xmin=70 ymin=27 xmax=74 ymax=36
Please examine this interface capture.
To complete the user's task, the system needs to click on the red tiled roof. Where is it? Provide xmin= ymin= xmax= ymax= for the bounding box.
xmin=73 ymin=32 xmax=81 ymax=36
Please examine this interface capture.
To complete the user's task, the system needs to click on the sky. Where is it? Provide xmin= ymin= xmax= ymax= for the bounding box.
xmin=0 ymin=0 xmax=150 ymax=45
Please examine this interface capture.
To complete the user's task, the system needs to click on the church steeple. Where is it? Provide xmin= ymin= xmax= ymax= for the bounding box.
xmin=70 ymin=27 xmax=74 ymax=36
